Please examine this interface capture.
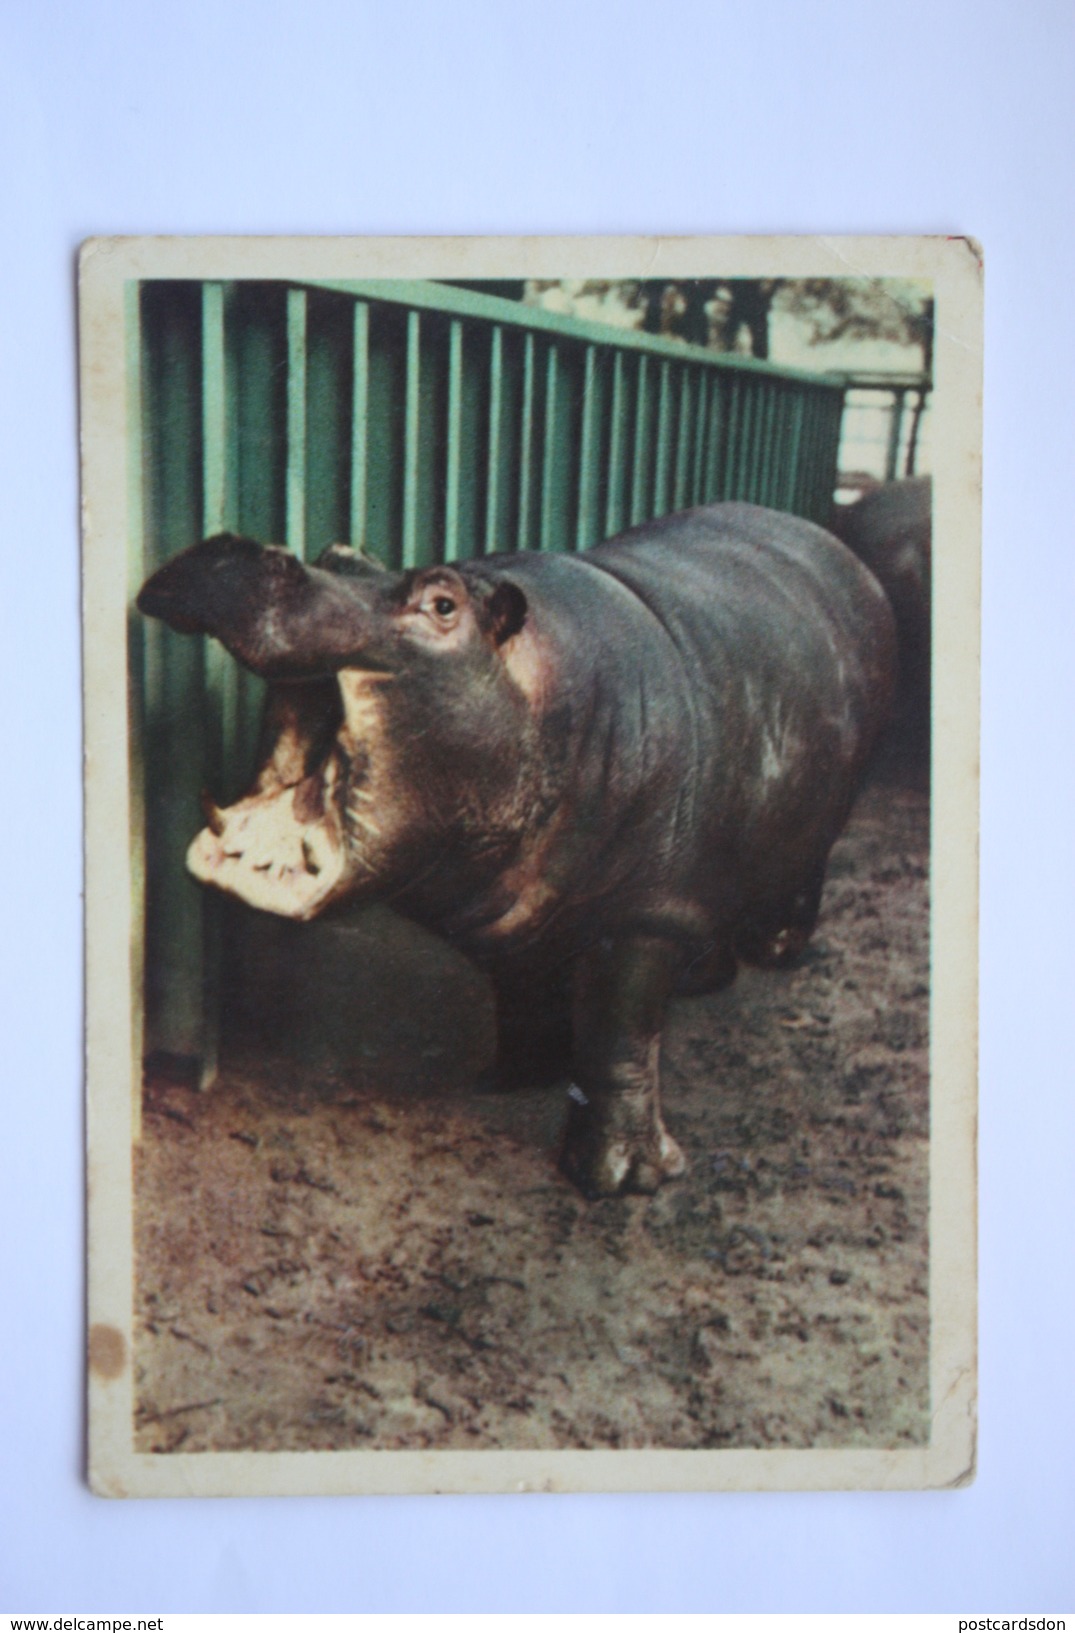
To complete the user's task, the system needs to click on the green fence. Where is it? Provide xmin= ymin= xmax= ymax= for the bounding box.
xmin=128 ymin=277 xmax=847 ymax=1077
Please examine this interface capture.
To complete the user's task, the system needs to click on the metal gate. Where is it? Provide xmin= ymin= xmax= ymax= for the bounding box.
xmin=128 ymin=277 xmax=847 ymax=1077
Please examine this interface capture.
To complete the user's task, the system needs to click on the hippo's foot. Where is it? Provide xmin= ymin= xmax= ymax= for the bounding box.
xmin=736 ymin=873 xmax=825 ymax=969
xmin=746 ymin=923 xmax=812 ymax=969
xmin=559 ymin=1087 xmax=686 ymax=1198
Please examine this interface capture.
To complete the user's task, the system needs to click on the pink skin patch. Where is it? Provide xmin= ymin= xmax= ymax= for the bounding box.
xmin=186 ymin=778 xmax=351 ymax=921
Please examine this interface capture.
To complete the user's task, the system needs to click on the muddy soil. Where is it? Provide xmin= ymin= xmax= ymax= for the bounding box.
xmin=135 ymin=734 xmax=929 ymax=1455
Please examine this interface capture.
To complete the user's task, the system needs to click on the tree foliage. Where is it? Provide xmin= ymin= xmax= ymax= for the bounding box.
xmin=524 ymin=276 xmax=933 ymax=371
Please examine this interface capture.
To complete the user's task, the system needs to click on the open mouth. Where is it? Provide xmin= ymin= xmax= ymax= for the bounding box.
xmin=186 ymin=773 xmax=351 ymax=920
xmin=185 ymin=669 xmax=394 ymax=921
xmin=185 ymin=681 xmax=355 ymax=920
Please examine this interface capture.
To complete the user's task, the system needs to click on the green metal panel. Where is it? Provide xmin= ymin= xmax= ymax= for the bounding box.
xmin=199 ymin=283 xmax=240 ymax=1088
xmin=575 ymin=345 xmax=599 ymax=550
xmin=232 ymin=283 xmax=287 ymax=545
xmin=444 ymin=320 xmax=464 ymax=561
xmin=884 ymin=387 xmax=907 ymax=483
xmin=455 ymin=314 xmax=487 ymax=560
xmin=228 ymin=284 xmax=283 ymax=788
xmin=516 ymin=331 xmax=537 ymax=551
xmin=734 ymin=380 xmax=750 ymax=502
xmin=139 ymin=281 xmax=209 ymax=1066
xmin=653 ymin=360 xmax=672 ymax=516
xmin=541 ymin=341 xmax=583 ymax=552
xmin=483 ymin=325 xmax=505 ymax=554
xmin=285 ymin=289 xmax=308 ymax=559
xmin=673 ymin=366 xmax=692 ymax=511
xmin=605 ymin=351 xmax=628 ymax=536
xmin=411 ymin=310 xmax=443 ymax=570
xmin=401 ymin=311 xmax=421 ymax=569
xmin=629 ymin=354 xmax=651 ymax=525
xmin=691 ymin=366 xmax=710 ymax=505
xmin=305 ymin=275 xmax=845 ymax=388
xmin=364 ymin=303 xmax=407 ymax=567
xmin=540 ymin=343 xmax=561 ymax=551
xmin=125 ymin=280 xmax=148 ymax=1126
xmin=131 ymin=275 xmax=848 ymax=1073
xmin=784 ymin=390 xmax=805 ymax=514
xmin=761 ymin=384 xmax=784 ymax=510
xmin=305 ymin=290 xmax=354 ymax=561
xmin=350 ymin=302 xmax=370 ymax=548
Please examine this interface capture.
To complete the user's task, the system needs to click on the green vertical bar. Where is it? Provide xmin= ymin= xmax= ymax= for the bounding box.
xmin=774 ymin=387 xmax=790 ymax=506
xmin=125 ymin=282 xmax=147 ymax=1138
xmin=444 ymin=319 xmax=463 ymax=562
xmin=606 ymin=351 xmax=627 ymax=536
xmin=141 ymin=284 xmax=208 ymax=1070
xmin=806 ymin=393 xmax=823 ymax=517
xmin=826 ymin=390 xmax=845 ymax=515
xmin=735 ymin=382 xmax=756 ymax=501
xmin=804 ymin=394 xmax=824 ymax=518
xmin=765 ymin=387 xmax=785 ymax=510
xmin=673 ymin=367 xmax=692 ymax=510
xmin=202 ymin=284 xmax=230 ymax=534
xmin=540 ymin=343 xmax=559 ymax=552
xmin=785 ymin=391 xmax=805 ymax=513
xmin=402 ymin=310 xmax=421 ymax=568
xmin=819 ymin=394 xmax=836 ymax=517
xmin=517 ymin=332 xmax=535 ymax=549
xmin=715 ymin=377 xmax=731 ymax=499
xmin=703 ymin=372 xmax=723 ymax=501
xmin=484 ymin=325 xmax=503 ymax=553
xmin=200 ymin=280 xmax=240 ymax=1090
xmin=286 ymin=287 xmax=307 ymax=558
xmin=885 ymin=387 xmax=906 ymax=482
xmin=630 ymin=354 xmax=650 ymax=524
xmin=794 ymin=393 xmax=814 ymax=515
xmin=748 ymin=382 xmax=764 ymax=502
xmin=691 ymin=368 xmax=709 ymax=504
xmin=576 ymin=345 xmax=598 ymax=549
xmin=350 ymin=301 xmax=369 ymax=547
xmin=654 ymin=360 xmax=672 ymax=516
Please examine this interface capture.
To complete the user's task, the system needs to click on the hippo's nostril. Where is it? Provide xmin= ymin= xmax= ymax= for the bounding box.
xmin=252 ymin=860 xmax=272 ymax=872
xmin=200 ymin=788 xmax=227 ymax=836
xmin=301 ymin=838 xmax=321 ymax=876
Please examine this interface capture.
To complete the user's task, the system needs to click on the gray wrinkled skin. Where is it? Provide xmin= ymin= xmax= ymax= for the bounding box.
xmin=138 ymin=502 xmax=896 ymax=1197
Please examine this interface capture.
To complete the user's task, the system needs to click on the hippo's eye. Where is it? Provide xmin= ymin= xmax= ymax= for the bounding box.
xmin=432 ymin=596 xmax=456 ymax=618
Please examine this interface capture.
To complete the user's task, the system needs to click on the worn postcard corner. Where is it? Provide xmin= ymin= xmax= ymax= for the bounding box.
xmin=81 ymin=235 xmax=980 ymax=1498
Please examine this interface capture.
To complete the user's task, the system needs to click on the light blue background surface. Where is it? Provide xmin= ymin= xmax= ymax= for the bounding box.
xmin=1 ymin=0 xmax=1072 ymax=1611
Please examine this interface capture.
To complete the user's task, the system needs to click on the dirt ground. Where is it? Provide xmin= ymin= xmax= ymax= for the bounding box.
xmin=134 ymin=727 xmax=930 ymax=1455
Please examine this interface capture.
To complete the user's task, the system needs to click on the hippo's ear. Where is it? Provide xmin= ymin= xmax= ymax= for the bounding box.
xmin=315 ymin=542 xmax=388 ymax=578
xmin=136 ymin=533 xmax=378 ymax=680
xmin=484 ymin=578 xmax=528 ymax=646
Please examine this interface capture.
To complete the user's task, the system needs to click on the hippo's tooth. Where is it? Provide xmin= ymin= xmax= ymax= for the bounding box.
xmin=200 ymin=788 xmax=227 ymax=835
xmin=346 ymin=797 xmax=383 ymax=839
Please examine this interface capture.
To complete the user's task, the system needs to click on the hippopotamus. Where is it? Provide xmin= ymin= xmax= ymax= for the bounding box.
xmin=831 ymin=476 xmax=931 ymax=712
xmin=137 ymin=502 xmax=895 ymax=1198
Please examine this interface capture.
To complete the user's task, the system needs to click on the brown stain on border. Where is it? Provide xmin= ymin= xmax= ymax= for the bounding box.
xmin=89 ymin=1323 xmax=127 ymax=1380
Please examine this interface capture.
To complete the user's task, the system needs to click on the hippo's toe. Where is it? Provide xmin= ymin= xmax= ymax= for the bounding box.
xmin=559 ymin=1096 xmax=686 ymax=1198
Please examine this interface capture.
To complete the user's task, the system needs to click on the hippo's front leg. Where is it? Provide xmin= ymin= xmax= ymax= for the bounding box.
xmin=559 ymin=935 xmax=686 ymax=1198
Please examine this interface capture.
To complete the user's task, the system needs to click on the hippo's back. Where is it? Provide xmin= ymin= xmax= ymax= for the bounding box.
xmin=830 ymin=477 xmax=931 ymax=704
xmin=586 ymin=501 xmax=895 ymax=744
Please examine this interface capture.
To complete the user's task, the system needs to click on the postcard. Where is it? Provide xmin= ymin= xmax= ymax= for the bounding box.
xmin=81 ymin=235 xmax=980 ymax=1495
